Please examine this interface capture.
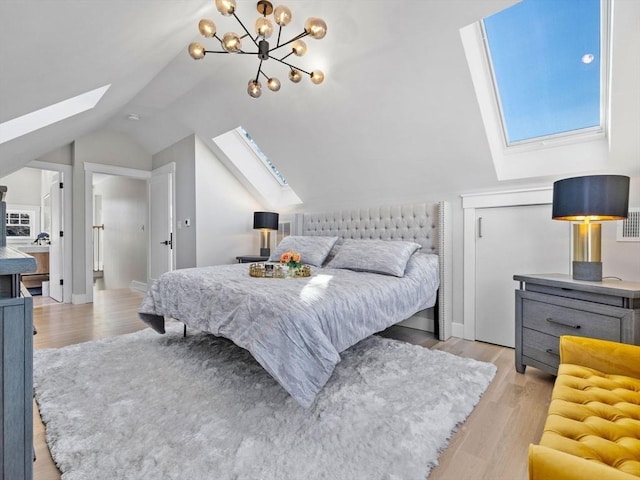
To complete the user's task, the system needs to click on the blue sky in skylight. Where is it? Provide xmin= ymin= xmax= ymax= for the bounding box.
xmin=483 ymin=0 xmax=601 ymax=143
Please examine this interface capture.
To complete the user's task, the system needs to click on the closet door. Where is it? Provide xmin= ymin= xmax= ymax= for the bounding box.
xmin=475 ymin=204 xmax=570 ymax=347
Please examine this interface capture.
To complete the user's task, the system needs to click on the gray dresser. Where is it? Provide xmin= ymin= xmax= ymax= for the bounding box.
xmin=514 ymin=273 xmax=640 ymax=376
xmin=0 ymin=226 xmax=37 ymax=477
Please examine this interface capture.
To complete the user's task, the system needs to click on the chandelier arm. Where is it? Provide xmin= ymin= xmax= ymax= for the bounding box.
xmin=259 ymin=70 xmax=270 ymax=81
xmin=255 ymin=60 xmax=264 ymax=83
xmin=267 ymin=55 xmax=311 ymax=76
xmin=279 ymin=51 xmax=294 ymax=62
xmin=232 ymin=11 xmax=260 ymax=48
xmin=270 ymin=32 xmax=309 ymax=53
xmin=203 ymin=50 xmax=259 ymax=55
xmin=276 ymin=25 xmax=282 ymax=48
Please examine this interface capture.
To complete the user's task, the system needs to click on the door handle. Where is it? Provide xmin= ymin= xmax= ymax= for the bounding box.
xmin=161 ymin=233 xmax=173 ymax=249
xmin=478 ymin=217 xmax=483 ymax=238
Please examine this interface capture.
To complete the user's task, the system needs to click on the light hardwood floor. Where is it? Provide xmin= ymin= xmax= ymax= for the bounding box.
xmin=32 ymin=289 xmax=554 ymax=480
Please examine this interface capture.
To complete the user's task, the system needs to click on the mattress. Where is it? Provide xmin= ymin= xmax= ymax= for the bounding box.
xmin=138 ymin=253 xmax=439 ymax=407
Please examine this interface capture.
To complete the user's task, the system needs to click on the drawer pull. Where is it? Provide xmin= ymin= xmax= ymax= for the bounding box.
xmin=545 ymin=317 xmax=581 ymax=329
xmin=545 ymin=349 xmax=559 ymax=357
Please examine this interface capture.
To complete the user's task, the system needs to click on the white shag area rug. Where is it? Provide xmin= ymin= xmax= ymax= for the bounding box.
xmin=34 ymin=324 xmax=496 ymax=480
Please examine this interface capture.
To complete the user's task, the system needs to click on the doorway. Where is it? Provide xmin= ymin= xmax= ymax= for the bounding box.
xmin=91 ymin=173 xmax=148 ymax=293
xmin=83 ymin=162 xmax=175 ymax=303
xmin=0 ymin=164 xmax=70 ymax=303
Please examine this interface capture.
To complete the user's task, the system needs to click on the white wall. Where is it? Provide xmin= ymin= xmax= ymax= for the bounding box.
xmin=93 ymin=175 xmax=147 ymax=289
xmin=72 ymin=129 xmax=152 ymax=300
xmin=602 ymin=176 xmax=640 ymax=281
xmin=0 ymin=167 xmax=42 ymax=206
xmin=194 ymin=136 xmax=262 ymax=266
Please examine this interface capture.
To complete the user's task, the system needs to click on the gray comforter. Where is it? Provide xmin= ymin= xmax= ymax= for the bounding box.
xmin=138 ymin=253 xmax=439 ymax=407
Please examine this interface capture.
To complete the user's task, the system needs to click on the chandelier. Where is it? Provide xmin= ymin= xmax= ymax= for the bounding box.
xmin=188 ymin=0 xmax=327 ymax=98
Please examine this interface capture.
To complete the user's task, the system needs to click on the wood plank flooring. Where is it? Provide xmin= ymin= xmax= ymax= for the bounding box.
xmin=32 ymin=289 xmax=554 ymax=480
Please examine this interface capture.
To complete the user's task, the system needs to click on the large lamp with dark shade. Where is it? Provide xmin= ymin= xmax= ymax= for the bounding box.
xmin=552 ymin=175 xmax=630 ymax=281
xmin=253 ymin=211 xmax=279 ymax=256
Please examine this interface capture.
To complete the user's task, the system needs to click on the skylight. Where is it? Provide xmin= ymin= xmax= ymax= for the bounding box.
xmin=482 ymin=0 xmax=602 ymax=145
xmin=0 ymin=84 xmax=111 ymax=145
xmin=238 ymin=126 xmax=288 ymax=185
xmin=212 ymin=127 xmax=302 ymax=208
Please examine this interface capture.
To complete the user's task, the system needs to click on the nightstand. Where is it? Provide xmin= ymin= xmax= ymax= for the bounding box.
xmin=514 ymin=273 xmax=640 ymax=376
xmin=235 ymin=255 xmax=269 ymax=263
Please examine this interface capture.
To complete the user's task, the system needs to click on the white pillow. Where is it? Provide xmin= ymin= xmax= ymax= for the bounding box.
xmin=268 ymin=236 xmax=339 ymax=267
xmin=326 ymin=239 xmax=421 ymax=277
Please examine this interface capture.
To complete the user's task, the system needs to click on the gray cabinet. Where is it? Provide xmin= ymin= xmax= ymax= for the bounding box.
xmin=514 ymin=273 xmax=640 ymax=376
xmin=1 ymin=247 xmax=36 ymax=480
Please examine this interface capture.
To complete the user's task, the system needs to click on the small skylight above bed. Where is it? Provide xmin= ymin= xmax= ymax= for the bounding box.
xmin=238 ymin=126 xmax=288 ymax=186
xmin=213 ymin=126 xmax=302 ymax=209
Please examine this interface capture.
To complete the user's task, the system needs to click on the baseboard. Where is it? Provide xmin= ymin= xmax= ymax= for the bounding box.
xmin=129 ymin=281 xmax=147 ymax=293
xmin=71 ymin=293 xmax=88 ymax=304
xmin=451 ymin=322 xmax=464 ymax=339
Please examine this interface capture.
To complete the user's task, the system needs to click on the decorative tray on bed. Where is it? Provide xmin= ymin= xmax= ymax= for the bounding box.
xmin=249 ymin=263 xmax=312 ymax=278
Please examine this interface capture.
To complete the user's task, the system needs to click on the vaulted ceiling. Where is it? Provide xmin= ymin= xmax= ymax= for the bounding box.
xmin=1 ymin=0 xmax=638 ymax=208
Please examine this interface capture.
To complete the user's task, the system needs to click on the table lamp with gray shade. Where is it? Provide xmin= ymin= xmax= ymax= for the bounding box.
xmin=552 ymin=175 xmax=630 ymax=281
xmin=253 ymin=211 xmax=279 ymax=256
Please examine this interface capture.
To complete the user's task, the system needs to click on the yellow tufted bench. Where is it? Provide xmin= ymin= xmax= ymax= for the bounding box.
xmin=529 ymin=336 xmax=640 ymax=480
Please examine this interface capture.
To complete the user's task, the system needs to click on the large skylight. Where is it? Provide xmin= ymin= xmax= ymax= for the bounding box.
xmin=482 ymin=0 xmax=602 ymax=145
xmin=0 ymin=84 xmax=111 ymax=145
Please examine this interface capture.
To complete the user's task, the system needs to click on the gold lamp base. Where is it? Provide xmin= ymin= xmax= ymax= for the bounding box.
xmin=572 ymin=223 xmax=602 ymax=282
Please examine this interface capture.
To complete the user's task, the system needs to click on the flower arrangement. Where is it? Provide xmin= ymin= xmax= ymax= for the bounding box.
xmin=280 ymin=250 xmax=302 ymax=269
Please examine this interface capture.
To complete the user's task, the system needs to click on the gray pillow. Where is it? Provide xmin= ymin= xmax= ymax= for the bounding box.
xmin=268 ymin=236 xmax=339 ymax=267
xmin=326 ymin=239 xmax=421 ymax=277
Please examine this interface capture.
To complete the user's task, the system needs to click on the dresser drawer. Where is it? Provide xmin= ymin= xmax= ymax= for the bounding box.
xmin=522 ymin=298 xmax=621 ymax=341
xmin=522 ymin=328 xmax=560 ymax=371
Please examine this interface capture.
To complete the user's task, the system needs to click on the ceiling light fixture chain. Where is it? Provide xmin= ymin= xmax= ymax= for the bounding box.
xmin=188 ymin=0 xmax=327 ymax=98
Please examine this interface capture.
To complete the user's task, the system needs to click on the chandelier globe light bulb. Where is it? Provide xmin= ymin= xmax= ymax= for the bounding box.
xmin=255 ymin=17 xmax=274 ymax=38
xmin=273 ymin=5 xmax=292 ymax=26
xmin=198 ymin=19 xmax=216 ymax=38
xmin=310 ymin=70 xmax=324 ymax=85
xmin=291 ymin=40 xmax=307 ymax=56
xmin=222 ymin=32 xmax=242 ymax=53
xmin=188 ymin=42 xmax=206 ymax=59
xmin=304 ymin=18 xmax=327 ymax=39
xmin=267 ymin=77 xmax=281 ymax=91
xmin=289 ymin=69 xmax=302 ymax=83
xmin=248 ymin=80 xmax=262 ymax=98
xmin=215 ymin=0 xmax=236 ymax=16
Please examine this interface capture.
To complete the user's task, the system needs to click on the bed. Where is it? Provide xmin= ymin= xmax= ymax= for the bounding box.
xmin=138 ymin=202 xmax=452 ymax=407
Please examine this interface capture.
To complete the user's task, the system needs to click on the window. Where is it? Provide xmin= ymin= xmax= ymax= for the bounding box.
xmin=482 ymin=0 xmax=604 ymax=145
xmin=6 ymin=209 xmax=36 ymax=238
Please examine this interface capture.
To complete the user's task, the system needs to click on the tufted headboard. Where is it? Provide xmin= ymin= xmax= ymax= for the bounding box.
xmin=292 ymin=202 xmax=452 ymax=341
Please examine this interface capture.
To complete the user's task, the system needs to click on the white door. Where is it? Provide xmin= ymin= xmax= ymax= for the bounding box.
xmin=48 ymin=173 xmax=63 ymax=302
xmin=475 ymin=204 xmax=570 ymax=347
xmin=148 ymin=167 xmax=174 ymax=283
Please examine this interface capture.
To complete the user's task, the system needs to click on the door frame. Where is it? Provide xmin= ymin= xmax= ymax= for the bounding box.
xmin=28 ymin=160 xmax=73 ymax=303
xmin=148 ymin=162 xmax=176 ymax=284
xmin=461 ymin=187 xmax=553 ymax=341
xmin=83 ymin=162 xmax=151 ymax=303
